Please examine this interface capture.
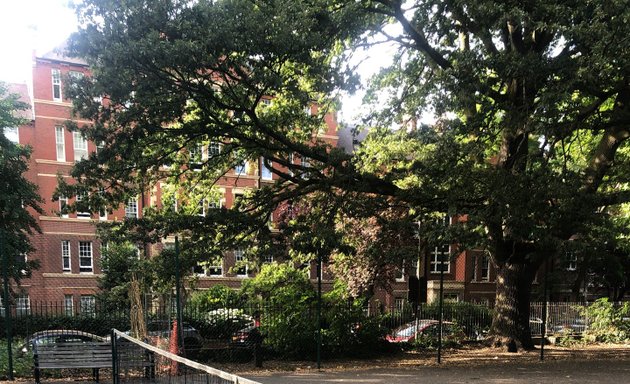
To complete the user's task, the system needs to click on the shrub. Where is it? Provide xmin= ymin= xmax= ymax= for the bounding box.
xmin=581 ymin=298 xmax=630 ymax=343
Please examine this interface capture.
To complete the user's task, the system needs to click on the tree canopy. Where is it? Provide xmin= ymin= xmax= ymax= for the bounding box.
xmin=0 ymin=83 xmax=42 ymax=290
xmin=63 ymin=0 xmax=630 ymax=350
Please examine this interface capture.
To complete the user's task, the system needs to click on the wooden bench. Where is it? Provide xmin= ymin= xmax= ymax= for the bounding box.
xmin=33 ymin=341 xmax=113 ymax=384
xmin=33 ymin=340 xmax=155 ymax=383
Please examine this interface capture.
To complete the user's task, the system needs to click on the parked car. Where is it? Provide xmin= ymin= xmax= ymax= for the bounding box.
xmin=553 ymin=319 xmax=588 ymax=335
xmin=21 ymin=329 xmax=105 ymax=354
xmin=126 ymin=320 xmax=204 ymax=355
xmin=230 ymin=324 xmax=260 ymax=348
xmin=386 ymin=320 xmax=465 ymax=343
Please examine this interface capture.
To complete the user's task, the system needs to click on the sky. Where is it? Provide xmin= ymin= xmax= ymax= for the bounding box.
xmin=0 ymin=0 xmax=79 ymax=84
xmin=0 ymin=0 xmax=393 ymax=124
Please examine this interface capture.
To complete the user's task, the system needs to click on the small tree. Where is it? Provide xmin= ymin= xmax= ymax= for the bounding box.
xmin=0 ymin=82 xmax=43 ymax=291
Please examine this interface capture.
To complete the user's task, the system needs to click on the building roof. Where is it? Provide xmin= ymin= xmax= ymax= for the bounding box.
xmin=38 ymin=41 xmax=88 ymax=66
xmin=6 ymin=82 xmax=34 ymax=121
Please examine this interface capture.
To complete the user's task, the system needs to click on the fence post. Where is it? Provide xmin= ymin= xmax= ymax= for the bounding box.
xmin=111 ymin=329 xmax=118 ymax=384
xmin=2 ymin=232 xmax=14 ymax=380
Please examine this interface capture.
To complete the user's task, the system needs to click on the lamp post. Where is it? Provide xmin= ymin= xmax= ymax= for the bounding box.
xmin=437 ymin=253 xmax=445 ymax=364
xmin=316 ymin=252 xmax=322 ymax=370
xmin=174 ymin=236 xmax=183 ymax=354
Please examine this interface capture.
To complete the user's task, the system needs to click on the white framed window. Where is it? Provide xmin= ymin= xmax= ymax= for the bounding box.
xmin=235 ymin=161 xmax=247 ymax=175
xmin=96 ymin=141 xmax=105 ymax=153
xmin=125 ymin=198 xmax=138 ymax=218
xmin=234 ymin=248 xmax=248 ymax=277
xmin=193 ymin=263 xmax=207 ymax=276
xmin=209 ymin=142 xmax=221 ymax=156
xmin=3 ymin=126 xmax=19 ymax=144
xmin=261 ymin=157 xmax=273 ymax=180
xmin=62 ymin=240 xmax=71 ymax=272
xmin=52 ymin=68 xmax=62 ymax=101
xmin=208 ymin=196 xmax=222 ymax=209
xmin=395 ymin=262 xmax=405 ymax=282
xmin=98 ymin=188 xmax=107 ymax=221
xmin=430 ymin=244 xmax=450 ymax=273
xmin=263 ymin=255 xmax=273 ymax=264
xmin=73 ymin=131 xmax=88 ymax=161
xmin=300 ymin=156 xmax=310 ymax=178
xmin=480 ymin=254 xmax=490 ymax=281
xmin=567 ymin=252 xmax=578 ymax=271
xmin=80 ymin=295 xmax=96 ymax=316
xmin=288 ymin=153 xmax=294 ymax=176
xmin=67 ymin=71 xmax=84 ymax=99
xmin=394 ymin=297 xmax=405 ymax=313
xmin=79 ymin=241 xmax=93 ymax=273
xmin=64 ymin=295 xmax=74 ymax=316
xmin=261 ymin=98 xmax=272 ymax=107
xmin=55 ymin=126 xmax=66 ymax=162
xmin=189 ymin=143 xmax=204 ymax=170
xmin=208 ymin=258 xmax=223 ymax=277
xmin=444 ymin=293 xmax=460 ymax=302
xmin=197 ymin=199 xmax=206 ymax=217
xmin=76 ymin=193 xmax=90 ymax=219
xmin=59 ymin=196 xmax=69 ymax=218
xmin=16 ymin=294 xmax=30 ymax=316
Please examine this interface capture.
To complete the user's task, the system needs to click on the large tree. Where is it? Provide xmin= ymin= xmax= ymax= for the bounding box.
xmin=0 ymin=83 xmax=42 ymax=292
xmin=62 ymin=0 xmax=630 ymax=350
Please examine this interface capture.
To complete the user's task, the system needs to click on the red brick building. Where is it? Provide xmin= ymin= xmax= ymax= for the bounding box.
xmin=5 ymin=48 xmax=339 ymax=314
xmin=7 ymin=47 xmax=498 ymax=315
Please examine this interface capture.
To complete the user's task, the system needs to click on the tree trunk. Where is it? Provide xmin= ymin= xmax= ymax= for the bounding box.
xmin=491 ymin=261 xmax=536 ymax=351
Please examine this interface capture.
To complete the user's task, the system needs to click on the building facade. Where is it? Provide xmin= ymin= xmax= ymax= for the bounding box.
xmin=6 ymin=48 xmax=502 ymax=315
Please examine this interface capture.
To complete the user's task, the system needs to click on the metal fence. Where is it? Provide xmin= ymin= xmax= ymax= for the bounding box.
xmin=0 ymin=298 xmax=604 ymax=379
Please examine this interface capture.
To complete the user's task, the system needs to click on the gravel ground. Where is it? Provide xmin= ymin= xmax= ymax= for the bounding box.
xmin=10 ymin=344 xmax=630 ymax=384
xmin=241 ymin=344 xmax=630 ymax=384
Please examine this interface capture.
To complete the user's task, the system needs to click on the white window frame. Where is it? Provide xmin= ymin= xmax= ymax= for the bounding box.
xmin=394 ymin=297 xmax=405 ymax=313
xmin=234 ymin=248 xmax=248 ymax=277
xmin=209 ymin=142 xmax=221 ymax=156
xmin=125 ymin=198 xmax=138 ymax=218
xmin=193 ymin=263 xmax=207 ymax=277
xmin=62 ymin=240 xmax=71 ymax=272
xmin=567 ymin=252 xmax=578 ymax=271
xmin=98 ymin=189 xmax=107 ymax=221
xmin=197 ymin=199 xmax=206 ymax=217
xmin=55 ymin=126 xmax=66 ymax=162
xmin=208 ymin=258 xmax=223 ymax=277
xmin=80 ymin=295 xmax=96 ymax=316
xmin=64 ymin=295 xmax=74 ymax=316
xmin=52 ymin=68 xmax=62 ymax=101
xmin=78 ymin=241 xmax=93 ymax=273
xmin=76 ymin=193 xmax=91 ymax=219
xmin=189 ymin=143 xmax=205 ymax=170
xmin=430 ymin=244 xmax=451 ymax=274
xmin=235 ymin=161 xmax=247 ymax=175
xmin=395 ymin=263 xmax=405 ymax=282
xmin=59 ymin=196 xmax=69 ymax=218
xmin=16 ymin=294 xmax=31 ymax=316
xmin=73 ymin=131 xmax=88 ymax=161
xmin=261 ymin=157 xmax=273 ymax=180
xmin=3 ymin=126 xmax=19 ymax=144
xmin=480 ymin=254 xmax=490 ymax=281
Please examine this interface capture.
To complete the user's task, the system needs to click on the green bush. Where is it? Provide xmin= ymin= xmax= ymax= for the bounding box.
xmin=0 ymin=338 xmax=34 ymax=379
xmin=581 ymin=298 xmax=630 ymax=343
